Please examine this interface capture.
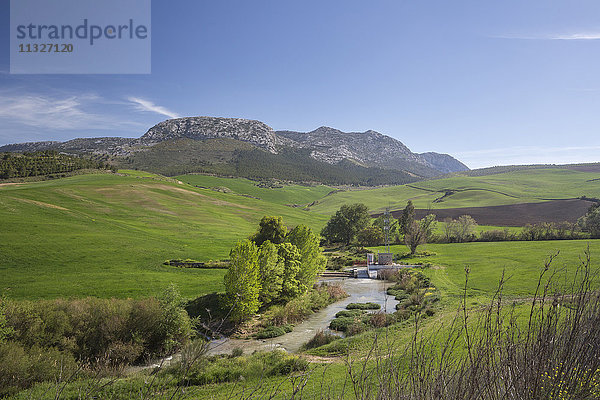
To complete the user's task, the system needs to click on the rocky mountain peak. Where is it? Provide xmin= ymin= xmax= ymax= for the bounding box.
xmin=141 ymin=116 xmax=280 ymax=153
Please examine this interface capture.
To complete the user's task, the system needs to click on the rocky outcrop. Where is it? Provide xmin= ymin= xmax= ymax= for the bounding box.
xmin=276 ymin=126 xmax=467 ymax=176
xmin=419 ymin=152 xmax=469 ymax=174
xmin=140 ymin=117 xmax=281 ymax=153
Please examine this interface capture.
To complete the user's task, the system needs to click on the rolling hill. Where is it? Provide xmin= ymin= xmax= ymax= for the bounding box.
xmin=0 ymin=171 xmax=328 ymax=300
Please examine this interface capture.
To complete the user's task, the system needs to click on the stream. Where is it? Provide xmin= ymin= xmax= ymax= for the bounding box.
xmin=206 ymin=278 xmax=399 ymax=356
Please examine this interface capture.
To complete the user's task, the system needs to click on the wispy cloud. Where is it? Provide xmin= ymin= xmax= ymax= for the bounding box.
xmin=0 ymin=92 xmax=106 ymax=130
xmin=494 ymin=32 xmax=600 ymax=41
xmin=127 ymin=97 xmax=181 ymax=119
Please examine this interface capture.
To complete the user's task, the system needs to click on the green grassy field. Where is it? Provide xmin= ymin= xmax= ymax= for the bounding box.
xmin=174 ymin=174 xmax=334 ymax=206
xmin=308 ymin=168 xmax=600 ymax=214
xmin=0 ymin=173 xmax=327 ymax=300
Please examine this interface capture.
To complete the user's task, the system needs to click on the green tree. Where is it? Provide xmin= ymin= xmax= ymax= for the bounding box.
xmin=224 ymin=240 xmax=262 ymax=321
xmin=287 ymin=225 xmax=326 ymax=294
xmin=420 ymin=214 xmax=438 ymax=242
xmin=321 ymin=203 xmax=371 ymax=245
xmin=399 ymin=200 xmax=415 ymax=235
xmin=257 ymin=240 xmax=284 ymax=304
xmin=405 ymin=220 xmax=426 ymax=255
xmin=277 ymin=242 xmax=303 ymax=300
xmin=578 ymin=204 xmax=600 ymax=238
xmin=356 ymin=226 xmax=385 ymax=247
xmin=251 ymin=216 xmax=288 ymax=246
xmin=158 ymin=284 xmax=192 ymax=352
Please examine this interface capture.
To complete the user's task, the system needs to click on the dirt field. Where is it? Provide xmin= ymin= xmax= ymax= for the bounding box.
xmin=391 ymin=199 xmax=597 ymax=226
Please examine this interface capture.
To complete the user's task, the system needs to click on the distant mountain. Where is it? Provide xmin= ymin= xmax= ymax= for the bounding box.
xmin=276 ymin=126 xmax=468 ymax=177
xmin=0 ymin=116 xmax=469 ymax=184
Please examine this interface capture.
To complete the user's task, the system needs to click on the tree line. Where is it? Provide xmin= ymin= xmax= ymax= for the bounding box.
xmin=320 ymin=201 xmax=600 ymax=254
xmin=0 ymin=151 xmax=115 ymax=179
xmin=224 ymin=216 xmax=326 ymax=321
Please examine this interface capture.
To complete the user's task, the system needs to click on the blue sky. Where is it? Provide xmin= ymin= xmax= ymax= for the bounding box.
xmin=1 ymin=1 xmax=600 ymax=168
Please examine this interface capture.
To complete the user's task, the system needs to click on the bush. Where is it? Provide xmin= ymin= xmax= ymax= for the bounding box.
xmin=0 ymin=341 xmax=78 ymax=397
xmin=330 ymin=316 xmax=359 ymax=332
xmin=176 ymin=350 xmax=308 ymax=386
xmin=302 ymin=330 xmax=340 ymax=350
xmin=346 ymin=322 xmax=368 ymax=336
xmin=335 ymin=309 xmax=366 ymax=318
xmin=4 ymin=289 xmax=191 ymax=366
xmin=254 ymin=324 xmax=293 ymax=339
xmin=346 ymin=302 xmax=381 ymax=310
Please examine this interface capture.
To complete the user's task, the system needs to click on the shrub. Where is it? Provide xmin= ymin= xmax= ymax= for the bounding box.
xmin=4 ymin=291 xmax=191 ymax=366
xmin=302 ymin=330 xmax=340 ymax=350
xmin=254 ymin=324 xmax=293 ymax=339
xmin=177 ymin=350 xmax=308 ymax=386
xmin=335 ymin=309 xmax=366 ymax=318
xmin=346 ymin=302 xmax=381 ymax=310
xmin=346 ymin=322 xmax=368 ymax=336
xmin=0 ymin=341 xmax=78 ymax=397
xmin=368 ymin=312 xmax=394 ymax=328
xmin=329 ymin=316 xmax=359 ymax=332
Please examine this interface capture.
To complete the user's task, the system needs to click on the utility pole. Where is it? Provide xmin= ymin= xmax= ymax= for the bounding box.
xmin=384 ymin=207 xmax=390 ymax=253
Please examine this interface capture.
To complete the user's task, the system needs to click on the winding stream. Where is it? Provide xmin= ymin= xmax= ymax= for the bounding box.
xmin=206 ymin=278 xmax=399 ymax=356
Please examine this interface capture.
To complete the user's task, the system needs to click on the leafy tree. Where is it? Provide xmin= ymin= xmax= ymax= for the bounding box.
xmin=158 ymin=284 xmax=192 ymax=352
xmin=321 ymin=203 xmax=371 ymax=245
xmin=399 ymin=200 xmax=415 ymax=235
xmin=277 ymin=242 xmax=303 ymax=301
xmin=443 ymin=215 xmax=478 ymax=243
xmin=356 ymin=226 xmax=385 ymax=247
xmin=420 ymin=214 xmax=438 ymax=242
xmin=578 ymin=204 xmax=600 ymax=238
xmin=257 ymin=240 xmax=284 ymax=304
xmin=251 ymin=216 xmax=288 ymax=246
xmin=287 ymin=225 xmax=326 ymax=293
xmin=224 ymin=240 xmax=262 ymax=321
xmin=456 ymin=215 xmax=478 ymax=242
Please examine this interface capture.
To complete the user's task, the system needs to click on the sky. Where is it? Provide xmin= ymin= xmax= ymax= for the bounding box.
xmin=1 ymin=0 xmax=600 ymax=169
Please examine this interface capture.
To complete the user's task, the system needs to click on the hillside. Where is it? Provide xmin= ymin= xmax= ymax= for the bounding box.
xmin=0 ymin=172 xmax=328 ymax=299
xmin=307 ymin=167 xmax=600 ymax=225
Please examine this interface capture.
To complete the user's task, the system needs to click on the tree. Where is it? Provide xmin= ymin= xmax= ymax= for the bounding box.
xmin=456 ymin=215 xmax=478 ymax=242
xmin=420 ymin=214 xmax=438 ymax=242
xmin=443 ymin=215 xmax=477 ymax=243
xmin=356 ymin=226 xmax=385 ymax=247
xmin=404 ymin=220 xmax=426 ymax=255
xmin=277 ymin=242 xmax=303 ymax=300
xmin=399 ymin=200 xmax=415 ymax=235
xmin=287 ymin=225 xmax=326 ymax=294
xmin=257 ymin=240 xmax=284 ymax=305
xmin=251 ymin=216 xmax=288 ymax=246
xmin=321 ymin=203 xmax=371 ymax=245
xmin=224 ymin=240 xmax=262 ymax=321
xmin=578 ymin=204 xmax=600 ymax=238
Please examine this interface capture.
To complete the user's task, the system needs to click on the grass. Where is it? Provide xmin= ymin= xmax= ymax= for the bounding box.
xmin=0 ymin=172 xmax=327 ymax=300
xmin=308 ymin=168 xmax=600 ymax=214
xmin=370 ymin=240 xmax=600 ymax=304
xmin=174 ymin=174 xmax=334 ymax=206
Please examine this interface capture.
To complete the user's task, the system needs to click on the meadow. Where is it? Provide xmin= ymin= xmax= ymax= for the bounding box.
xmin=308 ymin=168 xmax=600 ymax=214
xmin=0 ymin=172 xmax=328 ymax=299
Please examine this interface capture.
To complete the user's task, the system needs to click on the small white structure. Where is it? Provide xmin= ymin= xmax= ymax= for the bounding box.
xmin=367 ymin=253 xmax=376 ymax=265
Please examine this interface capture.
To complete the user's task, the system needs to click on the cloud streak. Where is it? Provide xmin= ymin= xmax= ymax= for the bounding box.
xmin=494 ymin=32 xmax=600 ymax=41
xmin=127 ymin=97 xmax=181 ymax=119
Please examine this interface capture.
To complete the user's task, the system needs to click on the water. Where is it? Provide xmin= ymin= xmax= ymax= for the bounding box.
xmin=206 ymin=278 xmax=399 ymax=356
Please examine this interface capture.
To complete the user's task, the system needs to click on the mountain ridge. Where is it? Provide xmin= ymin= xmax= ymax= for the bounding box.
xmin=0 ymin=116 xmax=469 ymax=181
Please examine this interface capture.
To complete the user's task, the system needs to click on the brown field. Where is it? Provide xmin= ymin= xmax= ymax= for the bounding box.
xmin=392 ymin=199 xmax=596 ymax=226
